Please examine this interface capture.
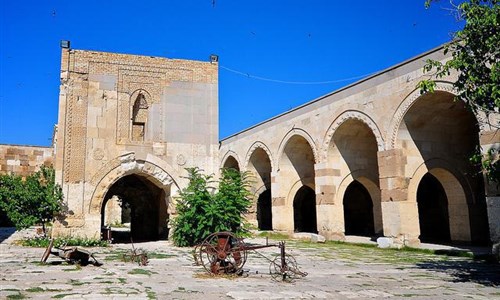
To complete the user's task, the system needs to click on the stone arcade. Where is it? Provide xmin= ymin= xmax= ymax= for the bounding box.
xmin=1 ymin=45 xmax=499 ymax=246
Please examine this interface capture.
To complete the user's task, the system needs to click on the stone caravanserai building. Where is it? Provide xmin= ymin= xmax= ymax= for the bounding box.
xmin=1 ymin=44 xmax=499 ymax=246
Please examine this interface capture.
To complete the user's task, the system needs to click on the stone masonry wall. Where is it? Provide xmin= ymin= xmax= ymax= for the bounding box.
xmin=53 ymin=48 xmax=219 ymax=238
xmin=0 ymin=144 xmax=53 ymax=177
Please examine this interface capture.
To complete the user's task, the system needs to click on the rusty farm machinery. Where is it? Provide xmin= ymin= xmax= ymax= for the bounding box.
xmin=41 ymin=238 xmax=101 ymax=266
xmin=196 ymin=231 xmax=307 ymax=282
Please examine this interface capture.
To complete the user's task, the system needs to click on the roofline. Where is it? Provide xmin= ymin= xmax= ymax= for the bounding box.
xmin=220 ymin=44 xmax=446 ymax=142
xmin=67 ymin=48 xmax=216 ymax=65
xmin=0 ymin=143 xmax=53 ymax=149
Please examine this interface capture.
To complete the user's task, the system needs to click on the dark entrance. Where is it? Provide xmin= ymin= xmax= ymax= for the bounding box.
xmin=257 ymin=189 xmax=272 ymax=230
xmin=343 ymin=180 xmax=375 ymax=236
xmin=293 ymin=186 xmax=317 ymax=233
xmin=101 ymin=174 xmax=168 ymax=242
xmin=417 ymin=173 xmax=451 ymax=243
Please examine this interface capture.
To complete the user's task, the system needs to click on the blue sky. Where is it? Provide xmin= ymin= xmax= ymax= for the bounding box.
xmin=0 ymin=0 xmax=463 ymax=146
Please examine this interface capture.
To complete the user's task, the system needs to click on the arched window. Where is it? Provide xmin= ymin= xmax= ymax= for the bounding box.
xmin=131 ymin=92 xmax=148 ymax=141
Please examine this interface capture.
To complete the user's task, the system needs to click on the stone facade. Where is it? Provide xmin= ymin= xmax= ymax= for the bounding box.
xmin=0 ymin=144 xmax=53 ymax=177
xmin=51 ymin=48 xmax=219 ymax=239
xmin=0 ymin=144 xmax=54 ymax=225
xmin=220 ymin=46 xmax=500 ymax=246
xmin=2 ymin=45 xmax=498 ymax=246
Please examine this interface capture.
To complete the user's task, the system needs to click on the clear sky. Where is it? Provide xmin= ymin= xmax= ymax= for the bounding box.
xmin=0 ymin=0 xmax=463 ymax=146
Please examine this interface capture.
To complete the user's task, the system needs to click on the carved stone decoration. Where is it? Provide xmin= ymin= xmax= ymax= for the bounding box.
xmin=387 ymin=81 xmax=455 ymax=149
xmin=120 ymin=152 xmax=142 ymax=172
xmin=176 ymin=154 xmax=186 ymax=166
xmin=277 ymin=128 xmax=319 ymax=166
xmin=93 ymin=148 xmax=105 ymax=160
xmin=90 ymin=157 xmax=121 ymax=186
xmin=244 ymin=141 xmax=275 ymax=171
xmin=321 ymin=110 xmax=385 ymax=162
xmin=220 ymin=150 xmax=243 ymax=170
xmin=63 ymin=74 xmax=89 ymax=183
xmin=89 ymin=153 xmax=176 ymax=213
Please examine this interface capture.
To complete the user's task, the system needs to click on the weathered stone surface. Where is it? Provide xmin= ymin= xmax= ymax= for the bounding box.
xmin=0 ymin=145 xmax=53 ymax=177
xmin=377 ymin=237 xmax=393 ymax=248
xmin=51 ymin=48 xmax=219 ymax=239
xmin=2 ymin=45 xmax=499 ymax=245
xmin=293 ymin=232 xmax=326 ymax=243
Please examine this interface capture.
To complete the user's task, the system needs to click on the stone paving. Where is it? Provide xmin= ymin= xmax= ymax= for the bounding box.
xmin=0 ymin=229 xmax=499 ymax=299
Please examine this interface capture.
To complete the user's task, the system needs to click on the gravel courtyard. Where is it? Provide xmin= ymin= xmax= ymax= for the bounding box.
xmin=0 ymin=229 xmax=499 ymax=300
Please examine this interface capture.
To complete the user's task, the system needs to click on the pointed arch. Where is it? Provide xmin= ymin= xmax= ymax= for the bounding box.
xmin=387 ymin=81 xmax=458 ymax=149
xmin=407 ymin=159 xmax=472 ymax=242
xmin=220 ymin=150 xmax=242 ymax=171
xmin=130 ymin=89 xmax=152 ymax=142
xmin=89 ymin=152 xmax=180 ymax=215
xmin=277 ymin=128 xmax=318 ymax=169
xmin=336 ymin=170 xmax=383 ymax=235
xmin=244 ymin=141 xmax=275 ymax=171
xmin=321 ymin=110 xmax=384 ymax=161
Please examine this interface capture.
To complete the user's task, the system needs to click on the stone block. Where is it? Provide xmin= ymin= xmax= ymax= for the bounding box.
xmin=486 ymin=197 xmax=500 ymax=243
xmin=293 ymin=232 xmax=325 ymax=243
xmin=376 ymin=237 xmax=393 ymax=248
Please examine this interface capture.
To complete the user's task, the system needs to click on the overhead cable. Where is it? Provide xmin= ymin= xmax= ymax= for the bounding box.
xmin=220 ymin=65 xmax=376 ymax=85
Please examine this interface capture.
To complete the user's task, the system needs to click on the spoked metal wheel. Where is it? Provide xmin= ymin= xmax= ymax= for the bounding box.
xmin=269 ymin=253 xmax=301 ymax=282
xmin=199 ymin=231 xmax=248 ymax=275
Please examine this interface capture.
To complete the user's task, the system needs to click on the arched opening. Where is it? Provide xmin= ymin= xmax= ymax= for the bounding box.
xmin=293 ymin=186 xmax=317 ymax=233
xmin=278 ymin=133 xmax=316 ymax=232
xmin=247 ymin=146 xmax=272 ymax=230
xmin=417 ymin=173 xmax=451 ymax=243
xmin=131 ymin=92 xmax=148 ymax=142
xmin=398 ymin=91 xmax=488 ymax=244
xmin=223 ymin=156 xmax=240 ymax=171
xmin=257 ymin=189 xmax=272 ymax=230
xmin=327 ymin=118 xmax=382 ymax=235
xmin=343 ymin=180 xmax=375 ymax=236
xmin=101 ymin=174 xmax=168 ymax=242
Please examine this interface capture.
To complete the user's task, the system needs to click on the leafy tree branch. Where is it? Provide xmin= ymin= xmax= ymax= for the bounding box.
xmin=0 ymin=166 xmax=64 ymax=235
xmin=421 ymin=0 xmax=500 ymax=183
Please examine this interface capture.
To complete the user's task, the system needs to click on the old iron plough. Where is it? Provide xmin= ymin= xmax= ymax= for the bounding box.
xmin=41 ymin=238 xmax=101 ymax=266
xmin=196 ymin=231 xmax=307 ymax=282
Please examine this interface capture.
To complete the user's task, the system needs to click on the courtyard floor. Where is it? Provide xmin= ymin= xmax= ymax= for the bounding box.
xmin=0 ymin=228 xmax=499 ymax=299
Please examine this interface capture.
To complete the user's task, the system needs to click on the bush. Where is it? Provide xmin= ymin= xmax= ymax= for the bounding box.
xmin=19 ymin=236 xmax=108 ymax=248
xmin=171 ymin=167 xmax=252 ymax=247
xmin=0 ymin=166 xmax=63 ymax=236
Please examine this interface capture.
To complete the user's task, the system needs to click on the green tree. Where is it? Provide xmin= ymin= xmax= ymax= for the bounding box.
xmin=214 ymin=168 xmax=253 ymax=234
xmin=420 ymin=0 xmax=500 ymax=183
xmin=0 ymin=166 xmax=64 ymax=235
xmin=171 ymin=167 xmax=252 ymax=247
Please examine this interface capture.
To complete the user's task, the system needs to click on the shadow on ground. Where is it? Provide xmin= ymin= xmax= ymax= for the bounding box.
xmin=0 ymin=227 xmax=16 ymax=243
xmin=416 ymin=258 xmax=500 ymax=287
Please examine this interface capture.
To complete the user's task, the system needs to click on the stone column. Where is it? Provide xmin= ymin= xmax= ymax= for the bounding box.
xmin=479 ymin=112 xmax=500 ymax=244
xmin=315 ymin=162 xmax=344 ymax=241
xmin=378 ymin=149 xmax=420 ymax=246
xmin=271 ymin=170 xmax=293 ymax=232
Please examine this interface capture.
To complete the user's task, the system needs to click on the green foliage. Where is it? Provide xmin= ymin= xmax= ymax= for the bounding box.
xmin=0 ymin=166 xmax=64 ymax=235
xmin=422 ymin=0 xmax=500 ymax=113
xmin=171 ymin=167 xmax=252 ymax=247
xmin=421 ymin=0 xmax=500 ymax=183
xmin=470 ymin=146 xmax=500 ymax=182
xmin=20 ymin=236 xmax=108 ymax=248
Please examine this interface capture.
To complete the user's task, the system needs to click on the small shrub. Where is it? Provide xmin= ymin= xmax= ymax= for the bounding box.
xmin=171 ymin=167 xmax=252 ymax=247
xmin=0 ymin=166 xmax=63 ymax=236
xmin=20 ymin=236 xmax=108 ymax=248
